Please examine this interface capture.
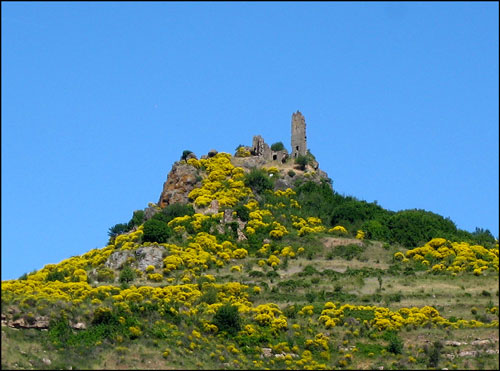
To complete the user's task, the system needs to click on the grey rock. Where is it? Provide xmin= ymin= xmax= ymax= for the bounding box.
xmin=104 ymin=250 xmax=132 ymax=270
xmin=261 ymin=348 xmax=273 ymax=358
xmin=135 ymin=245 xmax=166 ymax=272
xmin=71 ymin=322 xmax=87 ymax=330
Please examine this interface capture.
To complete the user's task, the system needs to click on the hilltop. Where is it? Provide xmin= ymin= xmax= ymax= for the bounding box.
xmin=1 ymin=112 xmax=498 ymax=370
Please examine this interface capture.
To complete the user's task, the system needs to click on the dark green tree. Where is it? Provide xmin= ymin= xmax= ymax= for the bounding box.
xmin=181 ymin=150 xmax=193 ymax=161
xmin=213 ymin=303 xmax=241 ymax=335
xmin=270 ymin=141 xmax=285 ymax=151
xmin=143 ymin=219 xmax=172 ymax=243
xmin=108 ymin=223 xmax=129 ymax=238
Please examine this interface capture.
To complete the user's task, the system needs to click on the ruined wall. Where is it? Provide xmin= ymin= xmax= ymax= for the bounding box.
xmin=252 ymin=135 xmax=272 ymax=161
xmin=291 ymin=111 xmax=307 ymax=158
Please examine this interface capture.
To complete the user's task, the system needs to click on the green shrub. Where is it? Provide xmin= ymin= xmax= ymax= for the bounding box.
xmin=234 ymin=204 xmax=250 ymax=222
xmin=128 ymin=210 xmax=145 ymax=229
xmin=213 ymin=303 xmax=241 ymax=336
xmin=119 ymin=266 xmax=136 ymax=283
xmin=181 ymin=150 xmax=193 ymax=161
xmin=48 ymin=317 xmax=72 ymax=347
xmin=46 ymin=270 xmax=67 ymax=282
xmin=160 ymin=203 xmax=195 ymax=223
xmin=426 ymin=341 xmax=443 ymax=368
xmin=295 ymin=155 xmax=308 ymax=170
xmin=305 ymin=292 xmax=316 ymax=303
xmin=362 ymin=220 xmax=390 ymax=241
xmin=249 ymin=270 xmax=265 ymax=278
xmin=270 ymin=142 xmax=285 ymax=151
xmin=298 ymin=265 xmax=319 ymax=276
xmin=287 ymin=169 xmax=296 ymax=177
xmin=331 ymin=244 xmax=364 ymax=261
xmin=91 ymin=307 xmax=116 ymax=325
xmin=96 ymin=268 xmax=115 ymax=283
xmin=200 ymin=287 xmax=218 ymax=305
xmin=244 ymin=168 xmax=273 ymax=195
xmin=143 ymin=219 xmax=172 ymax=243
xmin=108 ymin=223 xmax=129 ymax=238
xmin=383 ymin=330 xmax=403 ymax=354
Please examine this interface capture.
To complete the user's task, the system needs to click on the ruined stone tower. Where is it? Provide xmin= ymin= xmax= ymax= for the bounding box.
xmin=291 ymin=110 xmax=307 ymax=158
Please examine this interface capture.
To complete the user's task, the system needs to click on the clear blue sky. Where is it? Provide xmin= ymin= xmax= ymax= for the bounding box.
xmin=2 ymin=2 xmax=498 ymax=280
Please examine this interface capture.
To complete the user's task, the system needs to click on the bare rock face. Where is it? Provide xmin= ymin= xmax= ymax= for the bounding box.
xmin=104 ymin=250 xmax=132 ymax=270
xmin=135 ymin=245 xmax=166 ymax=272
xmin=158 ymin=162 xmax=201 ymax=208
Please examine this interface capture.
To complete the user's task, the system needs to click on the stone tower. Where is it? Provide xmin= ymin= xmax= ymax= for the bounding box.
xmin=291 ymin=110 xmax=307 ymax=158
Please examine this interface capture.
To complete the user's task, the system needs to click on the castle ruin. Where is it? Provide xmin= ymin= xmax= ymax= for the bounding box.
xmin=248 ymin=110 xmax=307 ymax=162
xmin=291 ymin=110 xmax=307 ymax=158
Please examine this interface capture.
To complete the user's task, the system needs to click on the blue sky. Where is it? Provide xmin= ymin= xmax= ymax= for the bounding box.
xmin=2 ymin=2 xmax=498 ymax=280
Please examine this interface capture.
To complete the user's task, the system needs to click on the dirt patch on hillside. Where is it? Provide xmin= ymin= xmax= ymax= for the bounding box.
xmin=321 ymin=237 xmax=364 ymax=248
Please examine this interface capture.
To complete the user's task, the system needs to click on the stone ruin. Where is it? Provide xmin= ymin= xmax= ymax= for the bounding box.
xmin=247 ymin=110 xmax=308 ymax=162
xmin=291 ymin=110 xmax=307 ymax=158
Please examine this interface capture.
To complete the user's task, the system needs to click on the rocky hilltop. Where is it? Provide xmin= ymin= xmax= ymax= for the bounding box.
xmin=1 ymin=112 xmax=498 ymax=370
xmin=159 ymin=110 xmax=329 ymax=211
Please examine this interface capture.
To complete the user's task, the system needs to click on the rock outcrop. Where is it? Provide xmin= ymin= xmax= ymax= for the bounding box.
xmin=158 ymin=162 xmax=201 ymax=208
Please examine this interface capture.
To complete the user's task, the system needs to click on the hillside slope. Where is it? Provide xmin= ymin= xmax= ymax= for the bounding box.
xmin=2 ymin=150 xmax=499 ymax=370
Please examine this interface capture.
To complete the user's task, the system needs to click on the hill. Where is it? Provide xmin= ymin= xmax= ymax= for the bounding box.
xmin=1 ymin=114 xmax=499 ymax=370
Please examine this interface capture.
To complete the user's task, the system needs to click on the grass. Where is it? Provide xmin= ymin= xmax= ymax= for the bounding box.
xmin=2 ymin=234 xmax=498 ymax=370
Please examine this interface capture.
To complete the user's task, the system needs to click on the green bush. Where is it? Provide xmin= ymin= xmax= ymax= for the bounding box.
xmin=362 ymin=219 xmax=390 ymax=241
xmin=213 ymin=303 xmax=241 ymax=336
xmin=426 ymin=341 xmax=443 ymax=368
xmin=234 ymin=204 xmax=250 ymax=222
xmin=288 ymin=169 xmax=296 ymax=177
xmin=160 ymin=203 xmax=195 ymax=223
xmin=143 ymin=219 xmax=172 ymax=243
xmin=270 ymin=141 xmax=285 ymax=151
xmin=199 ymin=287 xmax=218 ymax=305
xmin=181 ymin=150 xmax=193 ymax=161
xmin=295 ymin=155 xmax=308 ymax=170
xmin=388 ymin=209 xmax=458 ymax=247
xmin=383 ymin=330 xmax=404 ymax=354
xmin=128 ymin=210 xmax=145 ymax=229
xmin=331 ymin=244 xmax=364 ymax=261
xmin=91 ymin=307 xmax=116 ymax=325
xmin=119 ymin=266 xmax=136 ymax=283
xmin=96 ymin=268 xmax=115 ymax=283
xmin=108 ymin=223 xmax=129 ymax=238
xmin=46 ymin=270 xmax=68 ymax=282
xmin=244 ymin=168 xmax=273 ymax=195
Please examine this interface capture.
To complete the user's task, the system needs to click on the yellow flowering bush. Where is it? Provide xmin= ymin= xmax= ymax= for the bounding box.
xmin=400 ymin=238 xmax=499 ymax=275
xmin=188 ymin=153 xmax=252 ymax=207
xmin=329 ymin=225 xmax=348 ymax=234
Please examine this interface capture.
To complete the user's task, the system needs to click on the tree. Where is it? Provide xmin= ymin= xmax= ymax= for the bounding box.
xmin=108 ymin=223 xmax=129 ymax=238
xmin=127 ymin=210 xmax=145 ymax=229
xmin=181 ymin=150 xmax=193 ymax=161
xmin=270 ymin=141 xmax=285 ymax=151
xmin=143 ymin=219 xmax=172 ymax=243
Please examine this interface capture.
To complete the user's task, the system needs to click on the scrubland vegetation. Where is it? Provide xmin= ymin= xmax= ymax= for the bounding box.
xmin=2 ymin=152 xmax=498 ymax=370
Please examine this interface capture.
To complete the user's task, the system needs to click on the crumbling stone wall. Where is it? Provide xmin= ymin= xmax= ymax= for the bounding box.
xmin=252 ymin=135 xmax=272 ymax=161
